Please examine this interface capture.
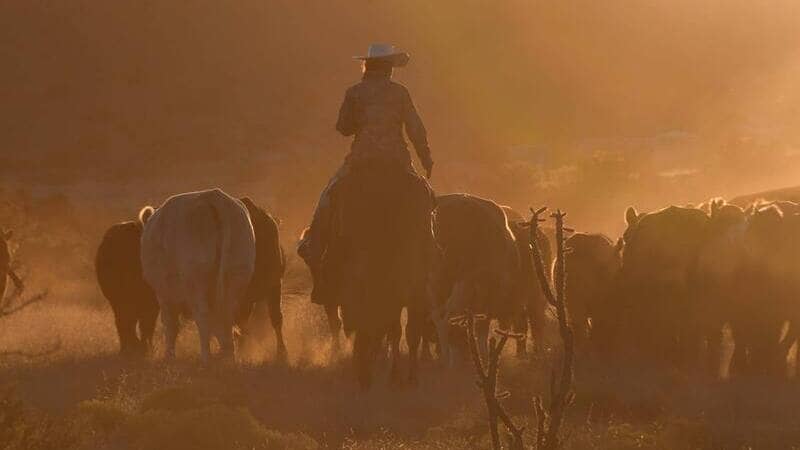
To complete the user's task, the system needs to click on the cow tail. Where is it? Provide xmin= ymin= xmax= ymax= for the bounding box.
xmin=209 ymin=202 xmax=226 ymax=310
xmin=139 ymin=206 xmax=155 ymax=225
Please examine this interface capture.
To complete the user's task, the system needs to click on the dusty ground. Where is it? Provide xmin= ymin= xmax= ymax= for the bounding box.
xmin=3 ymin=274 xmax=800 ymax=449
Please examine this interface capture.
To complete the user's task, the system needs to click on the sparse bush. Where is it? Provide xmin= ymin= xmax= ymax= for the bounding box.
xmin=0 ymin=386 xmax=83 ymax=450
xmin=122 ymin=404 xmax=318 ymax=450
xmin=77 ymin=399 xmax=129 ymax=434
xmin=127 ymin=383 xmax=316 ymax=450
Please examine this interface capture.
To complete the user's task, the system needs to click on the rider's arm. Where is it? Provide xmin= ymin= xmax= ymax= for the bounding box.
xmin=402 ymin=88 xmax=432 ymax=170
xmin=336 ymin=88 xmax=357 ymax=137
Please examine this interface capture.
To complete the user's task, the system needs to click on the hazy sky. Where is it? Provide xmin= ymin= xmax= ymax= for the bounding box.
xmin=1 ymin=0 xmax=799 ymax=171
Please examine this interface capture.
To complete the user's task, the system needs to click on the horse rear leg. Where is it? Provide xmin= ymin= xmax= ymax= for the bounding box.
xmin=354 ymin=330 xmax=378 ymax=390
xmin=389 ymin=315 xmax=402 ymax=386
xmin=267 ymin=283 xmax=288 ymax=363
xmin=406 ymin=305 xmax=426 ymax=385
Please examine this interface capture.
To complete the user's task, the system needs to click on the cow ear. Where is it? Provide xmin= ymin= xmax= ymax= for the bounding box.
xmin=625 ymin=207 xmax=639 ymax=226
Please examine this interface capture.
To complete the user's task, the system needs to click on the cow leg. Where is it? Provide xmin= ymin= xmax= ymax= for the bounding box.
xmin=777 ymin=322 xmax=797 ymax=379
xmin=728 ymin=327 xmax=743 ymax=377
xmin=731 ymin=325 xmax=754 ymax=377
xmin=325 ymin=304 xmax=343 ymax=353
xmin=215 ymin=303 xmax=236 ymax=363
xmin=217 ymin=325 xmax=235 ymax=362
xmin=114 ymin=310 xmax=139 ymax=357
xmin=513 ymin=314 xmax=528 ymax=358
xmin=705 ymin=326 xmax=723 ymax=379
xmin=419 ymin=324 xmax=435 ymax=362
xmin=354 ymin=330 xmax=378 ymax=390
xmin=194 ymin=303 xmax=212 ymax=365
xmin=388 ymin=315 xmax=402 ymax=386
xmin=499 ymin=315 xmax=527 ymax=358
xmin=431 ymin=308 xmax=452 ymax=367
xmin=528 ymin=301 xmax=546 ymax=354
xmin=267 ymin=284 xmax=288 ymax=363
xmin=138 ymin=301 xmax=160 ymax=356
xmin=161 ymin=302 xmax=180 ymax=361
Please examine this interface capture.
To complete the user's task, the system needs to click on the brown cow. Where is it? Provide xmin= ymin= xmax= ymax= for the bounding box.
xmin=694 ymin=199 xmax=749 ymax=376
xmin=96 ymin=220 xmax=159 ymax=356
xmin=616 ymin=205 xmax=710 ymax=370
xmin=430 ymin=194 xmax=524 ymax=363
xmin=557 ymin=233 xmax=621 ymax=351
xmin=731 ymin=203 xmax=800 ymax=377
xmin=239 ymin=197 xmax=287 ymax=362
xmin=695 ymin=199 xmax=799 ymax=378
xmin=502 ymin=206 xmax=552 ymax=355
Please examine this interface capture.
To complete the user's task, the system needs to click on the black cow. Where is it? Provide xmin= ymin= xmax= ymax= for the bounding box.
xmin=239 ymin=197 xmax=287 ymax=362
xmin=96 ymin=221 xmax=159 ymax=356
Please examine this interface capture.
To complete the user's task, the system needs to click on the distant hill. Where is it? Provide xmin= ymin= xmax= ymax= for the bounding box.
xmin=730 ymin=185 xmax=800 ymax=207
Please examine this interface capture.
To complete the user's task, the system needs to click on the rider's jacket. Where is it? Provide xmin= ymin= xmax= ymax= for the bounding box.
xmin=336 ymin=71 xmax=431 ymax=169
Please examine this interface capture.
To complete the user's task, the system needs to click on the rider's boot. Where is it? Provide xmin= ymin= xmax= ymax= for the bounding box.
xmin=298 ymin=226 xmax=330 ymax=304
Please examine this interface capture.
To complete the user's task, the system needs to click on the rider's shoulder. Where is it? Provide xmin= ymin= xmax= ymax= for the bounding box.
xmin=344 ymin=83 xmax=361 ymax=96
xmin=388 ymin=80 xmax=410 ymax=91
xmin=387 ymin=81 xmax=413 ymax=100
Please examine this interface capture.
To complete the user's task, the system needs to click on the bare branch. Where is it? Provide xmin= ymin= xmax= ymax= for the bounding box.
xmin=7 ymin=270 xmax=23 ymax=292
xmin=458 ymin=311 xmax=524 ymax=450
xmin=0 ymin=290 xmax=49 ymax=318
xmin=527 ymin=207 xmax=576 ymax=450
xmin=0 ymin=338 xmax=61 ymax=360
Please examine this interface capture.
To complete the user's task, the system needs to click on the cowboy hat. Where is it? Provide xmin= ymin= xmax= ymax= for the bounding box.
xmin=353 ymin=43 xmax=410 ymax=67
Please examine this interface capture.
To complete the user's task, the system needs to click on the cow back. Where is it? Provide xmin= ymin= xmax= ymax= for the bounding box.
xmin=240 ymin=197 xmax=284 ymax=301
xmin=140 ymin=189 xmax=256 ymax=313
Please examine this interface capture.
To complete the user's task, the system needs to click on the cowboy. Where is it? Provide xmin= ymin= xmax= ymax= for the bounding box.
xmin=298 ymin=43 xmax=433 ymax=303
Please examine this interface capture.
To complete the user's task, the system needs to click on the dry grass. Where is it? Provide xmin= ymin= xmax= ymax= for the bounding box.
xmin=0 ymin=242 xmax=798 ymax=449
xmin=3 ymin=290 xmax=800 ymax=449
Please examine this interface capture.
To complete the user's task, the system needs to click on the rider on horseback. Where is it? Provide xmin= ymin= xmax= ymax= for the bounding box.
xmin=298 ymin=43 xmax=434 ymax=304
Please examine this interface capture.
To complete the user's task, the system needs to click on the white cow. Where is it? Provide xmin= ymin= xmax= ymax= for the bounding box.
xmin=139 ymin=189 xmax=256 ymax=364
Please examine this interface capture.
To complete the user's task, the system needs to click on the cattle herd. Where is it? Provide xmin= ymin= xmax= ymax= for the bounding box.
xmin=3 ymin=186 xmax=799 ymax=390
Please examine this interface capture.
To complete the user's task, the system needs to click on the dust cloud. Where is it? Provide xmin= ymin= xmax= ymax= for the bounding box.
xmin=2 ymin=1 xmax=800 ymax=235
xmin=2 ymin=1 xmax=800 ymax=448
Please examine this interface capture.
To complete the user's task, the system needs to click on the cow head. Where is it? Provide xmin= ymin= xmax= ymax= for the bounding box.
xmin=429 ymin=275 xmax=489 ymax=368
xmin=1 ymin=229 xmax=12 ymax=241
